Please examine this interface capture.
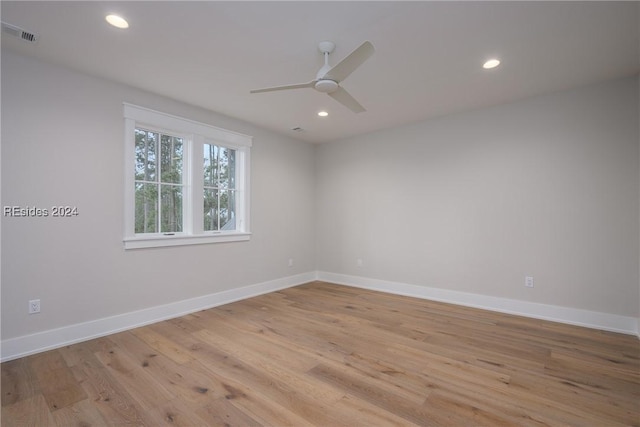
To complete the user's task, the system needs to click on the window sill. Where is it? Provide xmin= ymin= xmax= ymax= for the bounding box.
xmin=123 ymin=232 xmax=251 ymax=250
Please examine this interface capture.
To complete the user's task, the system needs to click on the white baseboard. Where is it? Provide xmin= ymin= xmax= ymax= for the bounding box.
xmin=2 ymin=270 xmax=636 ymax=362
xmin=317 ymin=271 xmax=639 ymax=336
xmin=0 ymin=272 xmax=316 ymax=362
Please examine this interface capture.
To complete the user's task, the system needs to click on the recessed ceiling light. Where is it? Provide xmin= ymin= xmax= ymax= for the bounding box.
xmin=106 ymin=14 xmax=129 ymax=29
xmin=483 ymin=59 xmax=500 ymax=69
xmin=318 ymin=111 xmax=329 ymax=117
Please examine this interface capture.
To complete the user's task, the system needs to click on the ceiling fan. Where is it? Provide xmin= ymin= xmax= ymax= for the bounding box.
xmin=250 ymin=41 xmax=375 ymax=113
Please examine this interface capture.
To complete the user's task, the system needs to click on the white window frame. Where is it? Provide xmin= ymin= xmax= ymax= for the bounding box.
xmin=123 ymin=103 xmax=251 ymax=249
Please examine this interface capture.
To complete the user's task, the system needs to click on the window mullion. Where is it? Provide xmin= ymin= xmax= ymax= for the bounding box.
xmin=217 ymin=186 xmax=221 ymax=232
xmin=157 ymin=183 xmax=162 ymax=233
xmin=180 ymin=136 xmax=190 ymax=234
xmin=191 ymin=136 xmax=204 ymax=234
xmin=156 ymin=135 xmax=162 ymax=233
xmin=215 ymin=147 xmax=219 ymax=232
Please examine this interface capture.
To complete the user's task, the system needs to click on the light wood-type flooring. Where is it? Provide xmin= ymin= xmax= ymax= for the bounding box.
xmin=2 ymin=281 xmax=639 ymax=426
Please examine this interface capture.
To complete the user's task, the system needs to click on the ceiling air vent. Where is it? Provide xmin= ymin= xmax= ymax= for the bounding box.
xmin=1 ymin=22 xmax=38 ymax=44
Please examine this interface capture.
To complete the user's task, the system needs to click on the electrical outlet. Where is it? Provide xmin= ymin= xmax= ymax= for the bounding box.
xmin=525 ymin=276 xmax=534 ymax=288
xmin=288 ymin=258 xmax=294 ymax=267
xmin=357 ymin=258 xmax=363 ymax=267
xmin=29 ymin=299 xmax=41 ymax=314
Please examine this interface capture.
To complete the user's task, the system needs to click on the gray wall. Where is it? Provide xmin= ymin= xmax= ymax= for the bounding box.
xmin=2 ymin=48 xmax=638 ymax=346
xmin=1 ymin=50 xmax=316 ymax=340
xmin=316 ymin=77 xmax=639 ymax=317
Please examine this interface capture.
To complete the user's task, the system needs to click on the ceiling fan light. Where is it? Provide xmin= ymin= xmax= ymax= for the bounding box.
xmin=106 ymin=14 xmax=129 ymax=29
xmin=483 ymin=58 xmax=500 ymax=69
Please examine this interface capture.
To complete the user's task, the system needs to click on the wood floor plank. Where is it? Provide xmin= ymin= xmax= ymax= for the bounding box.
xmin=148 ymin=319 xmax=208 ymax=351
xmin=194 ymin=309 xmax=321 ymax=372
xmin=332 ymin=393 xmax=422 ymax=427
xmin=2 ymin=281 xmax=638 ymax=426
xmin=194 ymin=397 xmax=264 ymax=427
xmin=212 ymin=382 xmax=316 ymax=427
xmin=1 ymin=357 xmax=40 ymax=407
xmin=142 ymin=397 xmax=212 ymax=426
xmin=422 ymin=388 xmax=556 ymax=427
xmin=28 ymin=350 xmax=87 ymax=411
xmin=106 ymin=332 xmax=228 ymax=410
xmin=50 ymin=398 xmax=111 ymax=427
xmin=130 ymin=326 xmax=195 ymax=364
xmin=92 ymin=338 xmax=176 ymax=411
xmin=308 ymin=362 xmax=435 ymax=425
xmin=423 ymin=391 xmax=518 ymax=427
xmin=1 ymin=394 xmax=56 ymax=426
xmin=192 ymin=329 xmax=348 ymax=422
xmin=340 ymin=351 xmax=434 ymax=404
xmin=65 ymin=343 xmax=150 ymax=425
xmin=508 ymin=370 xmax=640 ymax=425
xmin=180 ymin=342 xmax=317 ymax=427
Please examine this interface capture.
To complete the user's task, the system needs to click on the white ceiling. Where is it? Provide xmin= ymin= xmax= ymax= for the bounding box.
xmin=2 ymin=1 xmax=639 ymax=143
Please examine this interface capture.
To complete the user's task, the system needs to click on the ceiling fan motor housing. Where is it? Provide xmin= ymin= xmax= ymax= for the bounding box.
xmin=315 ymin=79 xmax=339 ymax=93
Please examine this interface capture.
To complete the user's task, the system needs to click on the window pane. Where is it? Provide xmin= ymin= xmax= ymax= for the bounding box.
xmin=161 ymin=135 xmax=183 ymax=184
xmin=203 ymin=144 xmax=236 ymax=190
xmin=135 ymin=182 xmax=158 ymax=233
xmin=203 ymin=188 xmax=218 ymax=231
xmin=135 ymin=129 xmax=157 ymax=182
xmin=219 ymin=190 xmax=236 ymax=230
xmin=203 ymin=143 xmax=217 ymax=187
xmin=218 ymin=147 xmax=236 ymax=189
xmin=160 ymin=185 xmax=182 ymax=233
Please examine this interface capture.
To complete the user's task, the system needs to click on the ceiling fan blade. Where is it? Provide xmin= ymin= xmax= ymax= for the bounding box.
xmin=250 ymin=81 xmax=315 ymax=94
xmin=328 ymin=86 xmax=366 ymax=113
xmin=323 ymin=41 xmax=375 ymax=82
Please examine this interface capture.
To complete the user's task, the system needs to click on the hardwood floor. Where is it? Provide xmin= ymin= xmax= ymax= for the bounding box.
xmin=2 ymin=281 xmax=639 ymax=426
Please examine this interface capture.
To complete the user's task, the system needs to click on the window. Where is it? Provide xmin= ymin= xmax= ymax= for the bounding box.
xmin=124 ymin=104 xmax=251 ymax=249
